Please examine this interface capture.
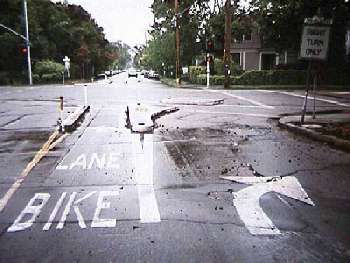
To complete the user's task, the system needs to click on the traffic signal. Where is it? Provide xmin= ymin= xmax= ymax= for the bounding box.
xmin=206 ymin=40 xmax=214 ymax=52
xmin=20 ymin=43 xmax=28 ymax=54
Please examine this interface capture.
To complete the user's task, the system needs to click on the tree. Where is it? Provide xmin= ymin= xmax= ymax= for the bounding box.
xmin=149 ymin=0 xmax=211 ymax=72
xmin=249 ymin=0 xmax=350 ymax=67
xmin=0 ymin=0 xmax=118 ymax=83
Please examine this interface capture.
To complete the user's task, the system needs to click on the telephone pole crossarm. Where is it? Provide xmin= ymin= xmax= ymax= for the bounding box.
xmin=0 ymin=23 xmax=28 ymax=42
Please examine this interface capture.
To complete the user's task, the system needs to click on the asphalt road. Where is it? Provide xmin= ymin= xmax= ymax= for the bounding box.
xmin=0 ymin=73 xmax=349 ymax=262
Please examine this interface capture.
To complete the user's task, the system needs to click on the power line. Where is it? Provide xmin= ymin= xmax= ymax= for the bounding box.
xmin=0 ymin=23 xmax=28 ymax=42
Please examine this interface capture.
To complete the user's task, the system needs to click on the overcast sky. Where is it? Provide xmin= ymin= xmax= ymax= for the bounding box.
xmin=53 ymin=0 xmax=154 ymax=47
xmin=52 ymin=0 xmax=249 ymax=47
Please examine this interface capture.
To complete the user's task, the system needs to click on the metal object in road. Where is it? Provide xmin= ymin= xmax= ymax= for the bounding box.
xmin=84 ymin=85 xmax=88 ymax=106
xmin=58 ymin=96 xmax=64 ymax=132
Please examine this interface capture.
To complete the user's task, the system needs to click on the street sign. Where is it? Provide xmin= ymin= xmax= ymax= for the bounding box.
xmin=63 ymin=56 xmax=71 ymax=78
xmin=300 ymin=25 xmax=331 ymax=61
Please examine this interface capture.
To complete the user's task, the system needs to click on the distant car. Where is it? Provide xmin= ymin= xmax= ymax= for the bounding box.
xmin=144 ymin=71 xmax=150 ymax=78
xmin=149 ymin=70 xmax=160 ymax=80
xmin=96 ymin=73 xmax=107 ymax=81
xmin=128 ymin=69 xmax=138 ymax=78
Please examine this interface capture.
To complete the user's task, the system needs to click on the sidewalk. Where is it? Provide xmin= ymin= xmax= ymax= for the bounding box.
xmin=279 ymin=112 xmax=350 ymax=152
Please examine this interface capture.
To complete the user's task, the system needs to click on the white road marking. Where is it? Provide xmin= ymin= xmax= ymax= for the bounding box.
xmin=56 ymin=165 xmax=69 ymax=170
xmin=194 ymin=110 xmax=277 ymax=118
xmin=7 ymin=193 xmax=50 ymax=233
xmin=43 ymin=192 xmax=67 ymax=231
xmin=57 ymin=191 xmax=97 ymax=229
xmin=91 ymin=191 xmax=119 ymax=228
xmin=277 ymin=91 xmax=350 ymax=107
xmin=56 ymin=153 xmax=121 ymax=170
xmin=56 ymin=192 xmax=77 ymax=229
xmin=69 ymin=154 xmax=87 ymax=169
xmin=0 ymin=131 xmax=59 ymax=213
xmin=208 ymin=90 xmax=275 ymax=109
xmin=133 ymin=134 xmax=161 ymax=223
xmin=222 ymin=176 xmax=314 ymax=235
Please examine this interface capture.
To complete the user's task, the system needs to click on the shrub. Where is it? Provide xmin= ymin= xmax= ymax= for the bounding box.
xmin=189 ymin=66 xmax=206 ymax=83
xmin=32 ymin=74 xmax=40 ymax=83
xmin=190 ymin=69 xmax=350 ymax=86
xmin=34 ymin=60 xmax=64 ymax=78
xmin=231 ymin=70 xmax=307 ymax=85
xmin=213 ymin=59 xmax=243 ymax=76
xmin=41 ymin=73 xmax=62 ymax=83
xmin=325 ymin=68 xmax=350 ymax=85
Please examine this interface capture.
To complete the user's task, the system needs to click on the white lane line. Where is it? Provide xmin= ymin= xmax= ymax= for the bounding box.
xmin=194 ymin=110 xmax=277 ymax=118
xmin=133 ymin=133 xmax=161 ymax=223
xmin=277 ymin=91 xmax=350 ymax=107
xmin=0 ymin=130 xmax=59 ymax=213
xmin=168 ymin=103 xmax=269 ymax=109
xmin=208 ymin=90 xmax=275 ymax=109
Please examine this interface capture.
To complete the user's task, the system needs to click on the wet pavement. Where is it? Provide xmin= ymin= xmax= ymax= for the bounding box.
xmin=0 ymin=74 xmax=349 ymax=262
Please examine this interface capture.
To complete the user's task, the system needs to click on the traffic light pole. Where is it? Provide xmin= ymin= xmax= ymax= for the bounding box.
xmin=206 ymin=53 xmax=210 ymax=88
xmin=175 ymin=0 xmax=181 ymax=86
xmin=223 ymin=0 xmax=232 ymax=88
xmin=23 ymin=0 xmax=33 ymax=85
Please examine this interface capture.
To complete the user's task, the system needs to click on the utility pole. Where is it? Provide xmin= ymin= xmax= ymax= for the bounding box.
xmin=223 ymin=0 xmax=232 ymax=88
xmin=175 ymin=0 xmax=181 ymax=86
xmin=23 ymin=0 xmax=33 ymax=85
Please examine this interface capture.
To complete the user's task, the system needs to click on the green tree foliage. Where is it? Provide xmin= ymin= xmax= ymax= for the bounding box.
xmin=249 ymin=0 xmax=350 ymax=67
xmin=34 ymin=60 xmax=64 ymax=78
xmin=0 ymin=0 xmax=121 ymax=83
xmin=140 ymin=32 xmax=176 ymax=74
xmin=143 ymin=0 xmax=211 ymax=73
xmin=110 ymin=41 xmax=131 ymax=70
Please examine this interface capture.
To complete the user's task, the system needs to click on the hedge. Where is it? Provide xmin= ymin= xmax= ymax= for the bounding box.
xmin=194 ymin=70 xmax=307 ymax=86
xmin=41 ymin=73 xmax=62 ymax=83
xmin=232 ymin=70 xmax=307 ymax=85
xmin=191 ymin=68 xmax=350 ymax=86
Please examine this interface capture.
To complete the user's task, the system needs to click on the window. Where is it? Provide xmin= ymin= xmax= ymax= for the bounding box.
xmin=232 ymin=53 xmax=241 ymax=66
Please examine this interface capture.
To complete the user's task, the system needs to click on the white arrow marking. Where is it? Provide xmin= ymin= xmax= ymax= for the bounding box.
xmin=222 ymin=176 xmax=314 ymax=235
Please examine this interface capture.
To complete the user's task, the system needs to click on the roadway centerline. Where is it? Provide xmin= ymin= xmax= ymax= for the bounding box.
xmin=0 ymin=130 xmax=61 ymax=213
xmin=207 ymin=90 xmax=275 ymax=109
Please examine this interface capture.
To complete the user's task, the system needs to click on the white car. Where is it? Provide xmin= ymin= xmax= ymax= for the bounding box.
xmin=128 ymin=68 xmax=138 ymax=78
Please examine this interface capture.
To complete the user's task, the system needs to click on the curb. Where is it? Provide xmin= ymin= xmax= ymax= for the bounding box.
xmin=62 ymin=105 xmax=90 ymax=132
xmin=278 ymin=117 xmax=350 ymax=152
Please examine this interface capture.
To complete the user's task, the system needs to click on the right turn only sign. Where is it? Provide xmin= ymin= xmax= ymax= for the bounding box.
xmin=300 ymin=25 xmax=331 ymax=61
